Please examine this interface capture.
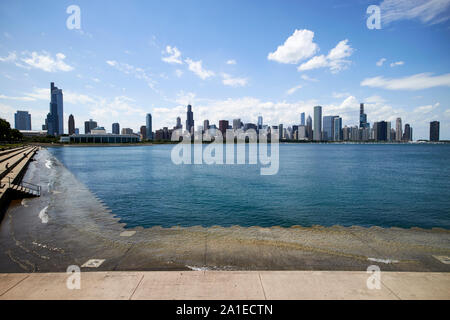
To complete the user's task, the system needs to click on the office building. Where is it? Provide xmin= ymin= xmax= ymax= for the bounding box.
xmin=298 ymin=125 xmax=307 ymax=140
xmin=112 ymin=123 xmax=120 ymax=134
xmin=360 ymin=103 xmax=368 ymax=129
xmin=396 ymin=118 xmax=402 ymax=141
xmin=121 ymin=128 xmax=133 ymax=135
xmin=186 ymin=105 xmax=194 ymax=134
xmin=175 ymin=117 xmax=182 ymax=130
xmin=430 ymin=121 xmax=440 ymax=142
xmin=14 ymin=111 xmax=31 ymax=130
xmin=257 ymin=116 xmax=263 ymax=129
xmin=45 ymin=82 xmax=64 ymax=136
xmin=219 ymin=120 xmax=229 ymax=136
xmin=403 ymin=124 xmax=412 ymax=141
xmin=333 ymin=117 xmax=342 ymax=141
xmin=140 ymin=125 xmax=147 ymax=140
xmin=146 ymin=113 xmax=152 ymax=140
xmin=306 ymin=115 xmax=312 ymax=140
xmin=313 ymin=106 xmax=322 ymax=141
xmin=301 ymin=112 xmax=305 ymax=126
xmin=84 ymin=119 xmax=98 ymax=134
xmin=203 ymin=120 xmax=210 ymax=132
xmin=233 ymin=119 xmax=242 ymax=130
xmin=68 ymin=114 xmax=75 ymax=135
xmin=323 ymin=115 xmax=337 ymax=141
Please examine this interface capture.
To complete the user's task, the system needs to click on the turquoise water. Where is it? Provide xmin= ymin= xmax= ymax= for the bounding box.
xmin=48 ymin=144 xmax=450 ymax=229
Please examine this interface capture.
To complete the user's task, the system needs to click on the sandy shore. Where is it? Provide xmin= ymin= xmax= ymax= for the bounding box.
xmin=0 ymin=148 xmax=449 ymax=273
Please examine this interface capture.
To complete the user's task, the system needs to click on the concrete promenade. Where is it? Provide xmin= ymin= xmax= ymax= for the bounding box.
xmin=0 ymin=271 xmax=449 ymax=300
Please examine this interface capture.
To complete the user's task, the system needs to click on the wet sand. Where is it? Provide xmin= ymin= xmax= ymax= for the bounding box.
xmin=0 ymin=148 xmax=449 ymax=273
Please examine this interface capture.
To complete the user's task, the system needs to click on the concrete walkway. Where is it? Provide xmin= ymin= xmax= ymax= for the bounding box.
xmin=0 ymin=271 xmax=448 ymax=300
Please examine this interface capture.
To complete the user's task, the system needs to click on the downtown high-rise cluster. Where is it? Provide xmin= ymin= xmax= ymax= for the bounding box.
xmin=10 ymin=82 xmax=442 ymax=143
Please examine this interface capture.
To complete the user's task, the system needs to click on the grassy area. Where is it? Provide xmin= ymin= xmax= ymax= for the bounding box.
xmin=0 ymin=143 xmax=24 ymax=149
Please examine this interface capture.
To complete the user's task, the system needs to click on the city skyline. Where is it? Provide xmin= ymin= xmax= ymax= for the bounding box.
xmin=0 ymin=1 xmax=449 ymax=139
xmin=9 ymin=83 xmax=444 ymax=142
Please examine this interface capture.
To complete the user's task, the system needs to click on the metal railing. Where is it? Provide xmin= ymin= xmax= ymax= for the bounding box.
xmin=8 ymin=177 xmax=41 ymax=196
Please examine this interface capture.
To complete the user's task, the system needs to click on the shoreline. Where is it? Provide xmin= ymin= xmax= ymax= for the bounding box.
xmin=0 ymin=148 xmax=449 ymax=273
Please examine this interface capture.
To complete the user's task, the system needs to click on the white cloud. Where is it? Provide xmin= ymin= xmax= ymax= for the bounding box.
xmin=106 ymin=60 xmax=158 ymax=91
xmin=226 ymin=59 xmax=237 ymax=65
xmin=268 ymin=29 xmax=319 ymax=64
xmin=0 ymin=94 xmax=35 ymax=101
xmin=175 ymin=69 xmax=183 ymax=78
xmin=332 ymin=92 xmax=351 ymax=99
xmin=185 ymin=58 xmax=215 ymax=80
xmin=221 ymin=73 xmax=248 ymax=87
xmin=413 ymin=102 xmax=440 ymax=113
xmin=298 ymin=39 xmax=353 ymax=73
xmin=0 ymin=52 xmax=17 ymax=62
xmin=376 ymin=58 xmax=387 ymax=66
xmin=390 ymin=61 xmax=405 ymax=67
xmin=162 ymin=46 xmax=183 ymax=64
xmin=361 ymin=73 xmax=450 ymax=90
xmin=380 ymin=0 xmax=450 ymax=25
xmin=301 ymin=74 xmax=318 ymax=82
xmin=21 ymin=52 xmax=74 ymax=72
xmin=286 ymin=85 xmax=302 ymax=95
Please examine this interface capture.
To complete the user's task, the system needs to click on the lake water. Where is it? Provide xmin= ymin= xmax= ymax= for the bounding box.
xmin=48 ymin=144 xmax=450 ymax=229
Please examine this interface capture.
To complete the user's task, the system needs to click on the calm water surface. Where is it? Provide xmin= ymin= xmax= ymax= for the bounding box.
xmin=48 ymin=144 xmax=450 ymax=229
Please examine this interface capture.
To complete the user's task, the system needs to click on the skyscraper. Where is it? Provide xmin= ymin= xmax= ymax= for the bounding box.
xmin=323 ymin=116 xmax=337 ymax=141
xmin=140 ymin=126 xmax=147 ymax=140
xmin=301 ymin=112 xmax=305 ymax=126
xmin=430 ymin=121 xmax=440 ymax=142
xmin=333 ymin=117 xmax=342 ymax=141
xmin=14 ymin=111 xmax=31 ymax=130
xmin=46 ymin=82 xmax=64 ymax=136
xmin=403 ymin=124 xmax=412 ymax=141
xmin=186 ymin=105 xmax=194 ymax=134
xmin=146 ymin=113 xmax=153 ymax=140
xmin=175 ymin=117 xmax=182 ymax=129
xmin=359 ymin=103 xmax=368 ymax=129
xmin=84 ymin=119 xmax=97 ymax=134
xmin=396 ymin=118 xmax=402 ymax=141
xmin=375 ymin=121 xmax=387 ymax=141
xmin=257 ymin=116 xmax=263 ymax=129
xmin=306 ymin=115 xmax=312 ymax=140
xmin=313 ymin=106 xmax=322 ymax=141
xmin=219 ymin=120 xmax=229 ymax=136
xmin=112 ymin=123 xmax=120 ymax=134
xmin=203 ymin=120 xmax=210 ymax=132
xmin=68 ymin=114 xmax=75 ymax=135
xmin=233 ymin=119 xmax=242 ymax=130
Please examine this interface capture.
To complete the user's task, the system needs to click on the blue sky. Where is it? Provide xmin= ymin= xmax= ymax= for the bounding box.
xmin=0 ymin=0 xmax=449 ymax=139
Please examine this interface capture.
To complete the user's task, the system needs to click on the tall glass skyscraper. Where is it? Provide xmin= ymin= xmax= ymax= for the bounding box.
xmin=146 ymin=114 xmax=153 ymax=140
xmin=306 ymin=115 xmax=313 ymax=140
xmin=323 ymin=115 xmax=337 ymax=141
xmin=333 ymin=117 xmax=342 ymax=141
xmin=46 ymin=82 xmax=64 ymax=136
xmin=300 ymin=112 xmax=305 ymax=126
xmin=313 ymin=106 xmax=322 ymax=141
xmin=430 ymin=121 xmax=440 ymax=142
xmin=14 ymin=111 xmax=31 ymax=130
xmin=257 ymin=116 xmax=263 ymax=129
xmin=186 ymin=105 xmax=194 ymax=134
xmin=68 ymin=114 xmax=75 ymax=135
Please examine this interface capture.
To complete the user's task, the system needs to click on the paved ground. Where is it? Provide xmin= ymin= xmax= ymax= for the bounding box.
xmin=0 ymin=271 xmax=448 ymax=300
